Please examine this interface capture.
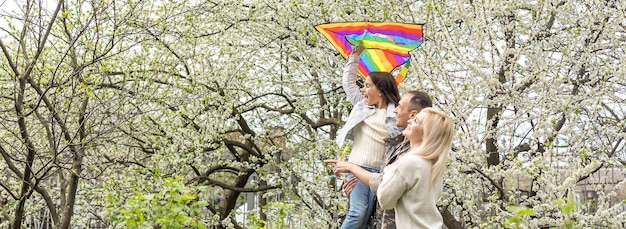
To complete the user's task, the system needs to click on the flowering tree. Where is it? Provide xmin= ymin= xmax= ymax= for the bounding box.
xmin=416 ymin=0 xmax=626 ymax=227
xmin=1 ymin=0 xmax=625 ymax=228
xmin=99 ymin=1 xmax=349 ymax=227
xmin=0 ymin=0 xmax=152 ymax=228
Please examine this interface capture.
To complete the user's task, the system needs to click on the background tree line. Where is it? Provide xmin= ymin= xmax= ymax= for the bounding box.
xmin=1 ymin=0 xmax=624 ymax=228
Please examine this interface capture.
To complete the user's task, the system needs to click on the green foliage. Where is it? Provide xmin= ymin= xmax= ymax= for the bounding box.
xmin=245 ymin=201 xmax=300 ymax=229
xmin=104 ymin=176 xmax=209 ymax=229
xmin=554 ymin=198 xmax=580 ymax=229
xmin=505 ymin=198 xmax=581 ymax=229
xmin=266 ymin=202 xmax=295 ymax=229
xmin=247 ymin=213 xmax=268 ymax=229
xmin=504 ymin=205 xmax=534 ymax=228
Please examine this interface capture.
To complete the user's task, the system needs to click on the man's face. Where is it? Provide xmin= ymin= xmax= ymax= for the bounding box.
xmin=394 ymin=94 xmax=419 ymax=128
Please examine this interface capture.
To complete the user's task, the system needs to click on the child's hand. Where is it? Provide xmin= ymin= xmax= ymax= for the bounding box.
xmin=353 ymin=41 xmax=365 ymax=55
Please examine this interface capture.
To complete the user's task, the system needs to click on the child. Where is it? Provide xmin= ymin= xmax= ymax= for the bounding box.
xmin=335 ymin=44 xmax=402 ymax=229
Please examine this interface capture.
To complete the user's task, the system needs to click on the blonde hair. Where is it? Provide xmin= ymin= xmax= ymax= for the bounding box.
xmin=408 ymin=108 xmax=454 ymax=186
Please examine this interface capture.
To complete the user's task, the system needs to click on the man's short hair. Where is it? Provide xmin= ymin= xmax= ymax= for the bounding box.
xmin=405 ymin=90 xmax=432 ymax=112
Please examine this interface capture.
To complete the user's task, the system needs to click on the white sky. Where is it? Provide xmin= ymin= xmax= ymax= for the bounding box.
xmin=0 ymin=0 xmax=20 ymax=39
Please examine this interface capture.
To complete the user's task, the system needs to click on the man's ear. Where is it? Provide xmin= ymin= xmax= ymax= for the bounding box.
xmin=409 ymin=110 xmax=418 ymax=118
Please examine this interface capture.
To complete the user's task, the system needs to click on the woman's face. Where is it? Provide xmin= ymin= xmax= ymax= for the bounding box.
xmin=403 ymin=111 xmax=425 ymax=142
xmin=362 ymin=77 xmax=383 ymax=106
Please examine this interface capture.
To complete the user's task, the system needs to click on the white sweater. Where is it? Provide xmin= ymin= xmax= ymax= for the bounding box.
xmin=377 ymin=155 xmax=444 ymax=229
xmin=348 ymin=108 xmax=389 ymax=169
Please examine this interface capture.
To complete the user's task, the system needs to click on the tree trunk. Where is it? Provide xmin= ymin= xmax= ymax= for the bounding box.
xmin=12 ymin=74 xmax=35 ymax=229
xmin=442 ymin=207 xmax=464 ymax=229
xmin=486 ymin=106 xmax=501 ymax=166
xmin=59 ymin=89 xmax=89 ymax=229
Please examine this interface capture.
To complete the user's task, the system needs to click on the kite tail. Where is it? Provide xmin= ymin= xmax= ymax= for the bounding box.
xmin=394 ymin=60 xmax=411 ymax=85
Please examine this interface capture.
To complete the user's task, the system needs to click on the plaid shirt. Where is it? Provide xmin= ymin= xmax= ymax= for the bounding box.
xmin=368 ymin=135 xmax=411 ymax=229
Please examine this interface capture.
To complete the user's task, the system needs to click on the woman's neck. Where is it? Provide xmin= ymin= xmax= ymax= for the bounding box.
xmin=410 ymin=140 xmax=422 ymax=149
xmin=375 ymin=101 xmax=388 ymax=109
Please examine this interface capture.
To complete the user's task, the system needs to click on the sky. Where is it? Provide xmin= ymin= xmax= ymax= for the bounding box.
xmin=0 ymin=0 xmax=20 ymax=39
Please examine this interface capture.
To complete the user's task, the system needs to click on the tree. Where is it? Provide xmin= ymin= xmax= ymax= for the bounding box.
xmin=0 ymin=0 xmax=150 ymax=228
xmin=415 ymin=0 xmax=626 ymax=227
xmin=98 ymin=1 xmax=350 ymax=227
xmin=2 ymin=0 xmax=625 ymax=228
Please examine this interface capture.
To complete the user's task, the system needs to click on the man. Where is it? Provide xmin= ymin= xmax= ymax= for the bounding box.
xmin=326 ymin=90 xmax=432 ymax=228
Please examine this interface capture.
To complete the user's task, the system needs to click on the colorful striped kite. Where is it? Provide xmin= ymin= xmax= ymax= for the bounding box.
xmin=315 ymin=22 xmax=423 ymax=84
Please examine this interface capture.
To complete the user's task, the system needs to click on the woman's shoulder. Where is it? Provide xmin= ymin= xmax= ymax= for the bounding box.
xmin=395 ymin=155 xmax=431 ymax=170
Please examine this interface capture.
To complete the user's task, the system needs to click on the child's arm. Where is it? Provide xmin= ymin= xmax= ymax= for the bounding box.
xmin=342 ymin=44 xmax=365 ymax=105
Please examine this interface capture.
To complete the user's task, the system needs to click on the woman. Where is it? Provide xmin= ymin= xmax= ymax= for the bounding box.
xmin=335 ymin=43 xmax=402 ymax=229
xmin=377 ymin=108 xmax=453 ymax=228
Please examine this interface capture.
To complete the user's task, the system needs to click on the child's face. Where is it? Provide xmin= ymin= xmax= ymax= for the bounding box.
xmin=362 ymin=77 xmax=383 ymax=107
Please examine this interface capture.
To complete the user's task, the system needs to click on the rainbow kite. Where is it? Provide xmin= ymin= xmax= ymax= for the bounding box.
xmin=315 ymin=22 xmax=423 ymax=84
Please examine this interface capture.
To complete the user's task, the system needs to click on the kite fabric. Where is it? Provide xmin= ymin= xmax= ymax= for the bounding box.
xmin=315 ymin=22 xmax=423 ymax=85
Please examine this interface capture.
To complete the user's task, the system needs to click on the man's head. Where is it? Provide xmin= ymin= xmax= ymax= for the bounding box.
xmin=394 ymin=90 xmax=432 ymax=128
